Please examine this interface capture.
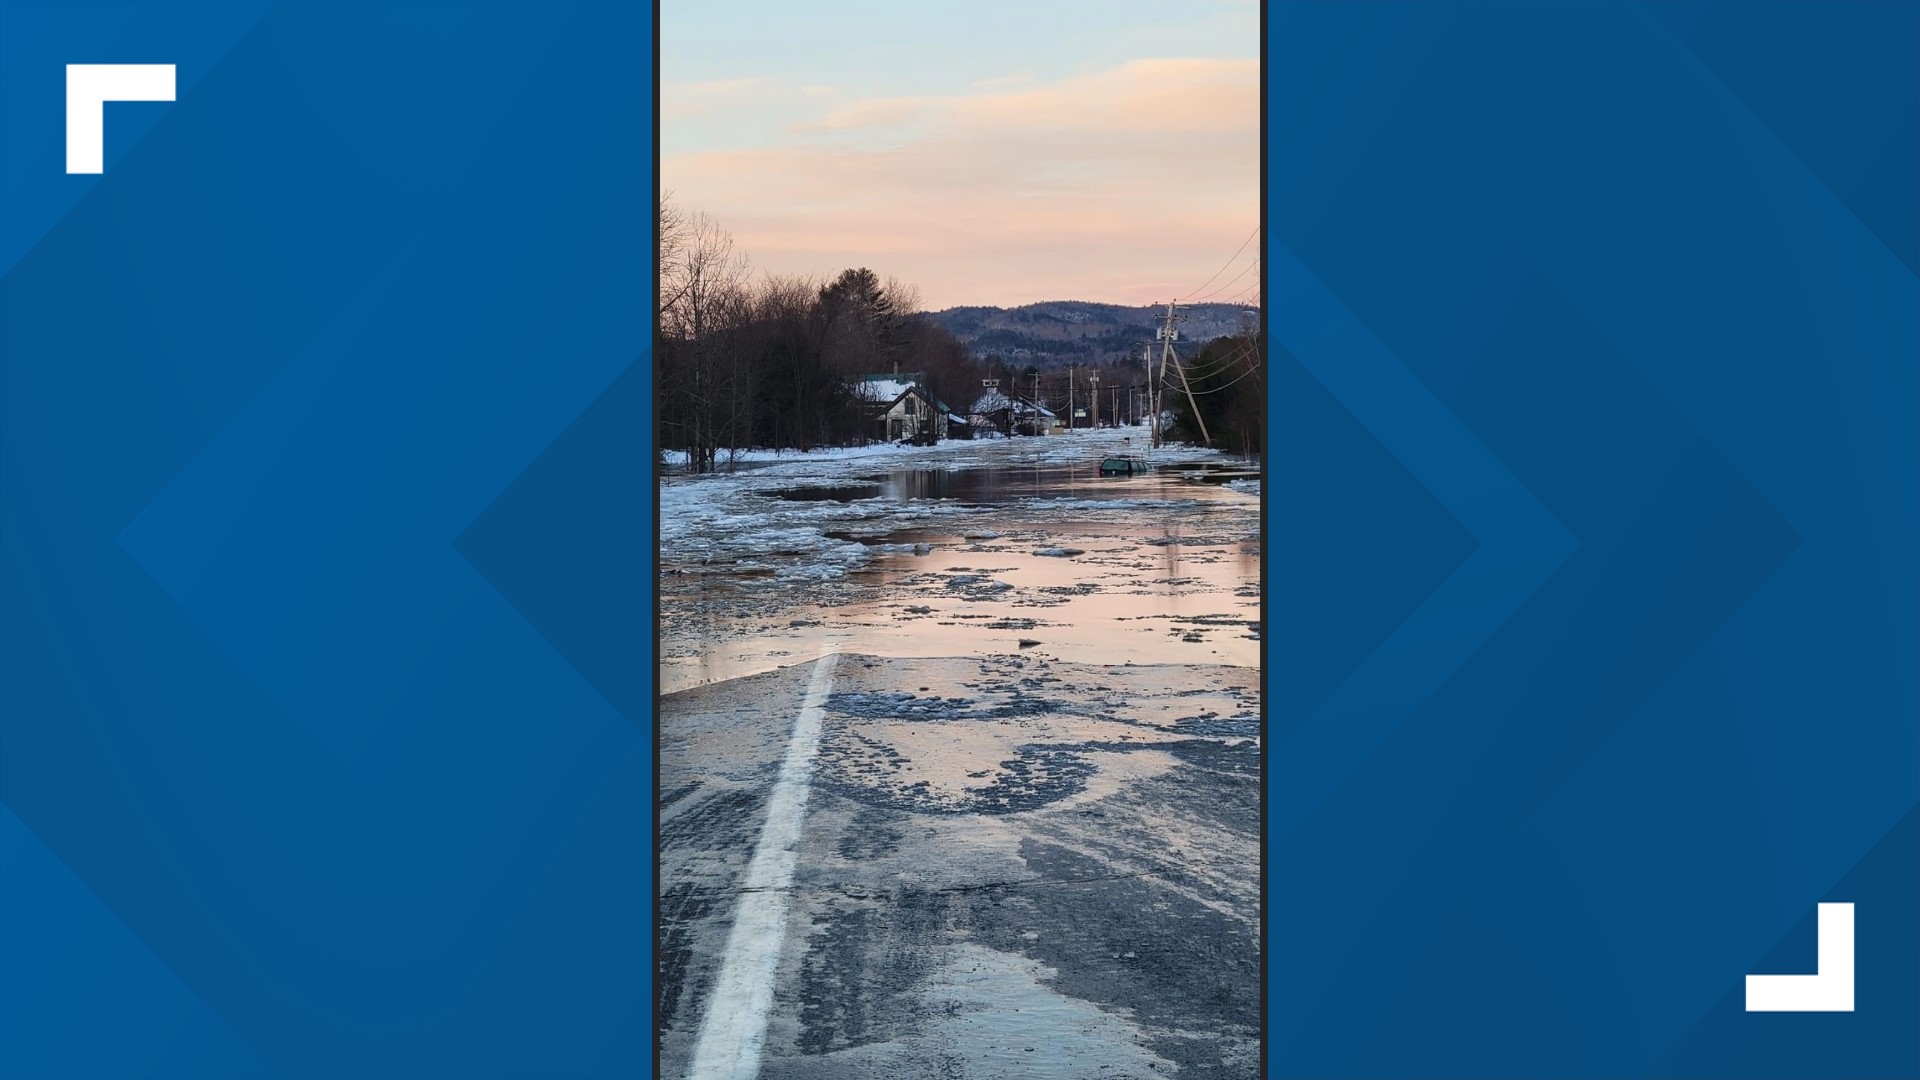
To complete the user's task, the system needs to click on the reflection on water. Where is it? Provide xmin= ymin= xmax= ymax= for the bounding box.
xmin=664 ymin=461 xmax=1259 ymax=693
xmin=769 ymin=463 xmax=1245 ymax=504
xmin=770 ymin=482 xmax=884 ymax=502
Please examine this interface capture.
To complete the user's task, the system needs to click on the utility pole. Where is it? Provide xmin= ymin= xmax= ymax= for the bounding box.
xmin=1090 ymin=369 xmax=1100 ymax=428
xmin=1155 ymin=300 xmax=1211 ymax=448
xmin=1137 ymin=343 xmax=1151 ymax=427
xmin=1143 ymin=343 xmax=1159 ymax=445
xmin=1151 ymin=314 xmax=1171 ymax=448
xmin=1068 ymin=366 xmax=1075 ymax=431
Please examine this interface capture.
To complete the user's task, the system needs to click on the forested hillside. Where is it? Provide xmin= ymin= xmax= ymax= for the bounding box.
xmin=928 ymin=301 xmax=1258 ymax=368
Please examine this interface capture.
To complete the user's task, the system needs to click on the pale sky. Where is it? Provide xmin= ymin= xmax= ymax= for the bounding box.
xmin=662 ymin=0 xmax=1260 ymax=310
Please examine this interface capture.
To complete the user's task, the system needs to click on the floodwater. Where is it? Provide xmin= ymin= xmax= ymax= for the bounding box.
xmin=768 ymin=462 xmax=1251 ymax=503
xmin=658 ymin=654 xmax=1263 ymax=1078
xmin=660 ymin=446 xmax=1260 ymax=694
xmin=659 ymin=433 xmax=1263 ymax=1078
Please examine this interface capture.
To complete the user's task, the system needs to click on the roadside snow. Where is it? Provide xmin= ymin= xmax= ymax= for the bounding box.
xmin=661 ymin=440 xmax=976 ymax=469
xmin=663 ymin=425 xmax=1203 ymax=476
xmin=660 ymin=427 xmax=1251 ymax=585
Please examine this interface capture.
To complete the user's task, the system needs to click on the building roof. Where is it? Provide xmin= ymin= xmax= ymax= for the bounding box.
xmin=971 ymin=389 xmax=1055 ymax=418
xmin=855 ymin=373 xmax=924 ymax=403
xmin=856 ymin=373 xmax=951 ymax=415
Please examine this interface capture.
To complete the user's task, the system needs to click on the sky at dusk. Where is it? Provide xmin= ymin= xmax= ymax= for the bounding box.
xmin=662 ymin=0 xmax=1260 ymax=310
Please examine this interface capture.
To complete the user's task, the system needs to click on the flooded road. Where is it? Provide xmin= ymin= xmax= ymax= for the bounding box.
xmin=659 ymin=655 xmax=1261 ymax=1080
xmin=658 ymin=430 xmax=1261 ymax=1079
xmin=660 ymin=432 xmax=1260 ymax=693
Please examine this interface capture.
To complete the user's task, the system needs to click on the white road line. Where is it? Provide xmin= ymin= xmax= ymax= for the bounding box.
xmin=687 ymin=649 xmax=841 ymax=1080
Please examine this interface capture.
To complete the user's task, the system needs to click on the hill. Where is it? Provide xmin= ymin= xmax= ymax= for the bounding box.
xmin=925 ymin=300 xmax=1259 ymax=369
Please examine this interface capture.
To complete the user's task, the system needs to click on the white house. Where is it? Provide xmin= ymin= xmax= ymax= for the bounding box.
xmin=857 ymin=372 xmax=951 ymax=443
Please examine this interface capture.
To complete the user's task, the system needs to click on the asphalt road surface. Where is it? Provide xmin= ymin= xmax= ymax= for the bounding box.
xmin=659 ymin=652 xmax=1260 ymax=1079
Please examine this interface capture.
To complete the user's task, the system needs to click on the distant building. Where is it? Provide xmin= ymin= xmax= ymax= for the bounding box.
xmin=970 ymin=388 xmax=1059 ymax=436
xmin=856 ymin=372 xmax=952 ymax=443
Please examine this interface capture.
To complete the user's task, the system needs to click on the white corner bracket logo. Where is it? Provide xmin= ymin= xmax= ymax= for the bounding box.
xmin=66 ymin=64 xmax=175 ymax=174
xmin=1745 ymin=902 xmax=1854 ymax=1012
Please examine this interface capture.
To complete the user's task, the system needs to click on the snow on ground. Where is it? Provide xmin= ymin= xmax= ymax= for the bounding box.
xmin=663 ymin=425 xmax=1218 ymax=476
xmin=660 ymin=427 xmax=1263 ymax=690
xmin=660 ymin=490 xmax=990 ymax=583
xmin=660 ymin=440 xmax=979 ymax=470
xmin=660 ymin=427 xmax=1247 ymax=585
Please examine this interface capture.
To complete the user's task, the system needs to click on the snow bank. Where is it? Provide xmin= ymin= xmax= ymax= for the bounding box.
xmin=660 ymin=428 xmax=1258 ymax=584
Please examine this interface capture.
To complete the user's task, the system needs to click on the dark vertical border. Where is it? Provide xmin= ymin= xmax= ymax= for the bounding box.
xmin=651 ymin=0 xmax=664 ymax=1075
xmin=1257 ymin=1 xmax=1270 ymax=1076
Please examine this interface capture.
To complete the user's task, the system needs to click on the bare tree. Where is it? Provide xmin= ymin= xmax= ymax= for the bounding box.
xmin=658 ymin=193 xmax=689 ymax=319
xmin=883 ymin=275 xmax=922 ymax=318
xmin=661 ymin=209 xmax=747 ymax=341
xmin=659 ymin=206 xmax=752 ymax=472
xmin=655 ymin=208 xmax=979 ymax=462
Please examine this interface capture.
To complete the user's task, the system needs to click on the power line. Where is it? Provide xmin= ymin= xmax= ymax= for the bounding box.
xmin=1181 ymin=361 xmax=1264 ymax=396
xmin=1172 ymin=337 xmax=1260 ymax=377
xmin=1162 ymin=345 xmax=1263 ymax=396
xmin=1187 ymin=254 xmax=1260 ymax=303
xmin=1177 ymin=225 xmax=1260 ymax=302
xmin=1160 ymin=338 xmax=1263 ymax=384
xmin=1220 ymin=278 xmax=1262 ymax=306
xmin=1150 ymin=300 xmax=1212 ymax=447
xmin=1170 ymin=352 xmax=1246 ymax=380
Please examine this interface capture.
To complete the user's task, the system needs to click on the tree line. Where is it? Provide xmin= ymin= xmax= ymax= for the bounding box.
xmin=1161 ymin=331 xmax=1265 ymax=457
xmin=658 ymin=196 xmax=1264 ymax=468
xmin=658 ymin=198 xmax=985 ymax=472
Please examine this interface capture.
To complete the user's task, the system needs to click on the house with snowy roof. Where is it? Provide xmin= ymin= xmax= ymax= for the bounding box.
xmin=856 ymin=372 xmax=953 ymax=443
xmin=970 ymin=387 xmax=1059 ymax=436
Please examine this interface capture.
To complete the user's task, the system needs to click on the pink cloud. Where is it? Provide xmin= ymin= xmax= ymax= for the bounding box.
xmin=663 ymin=58 xmax=1259 ymax=308
xmin=793 ymin=96 xmax=933 ymax=134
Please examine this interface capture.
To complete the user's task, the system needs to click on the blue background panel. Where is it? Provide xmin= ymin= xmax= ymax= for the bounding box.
xmin=1267 ymin=3 xmax=1916 ymax=1077
xmin=1 ymin=3 xmax=651 ymax=1077
xmin=3 ymin=1 xmax=1915 ymax=1078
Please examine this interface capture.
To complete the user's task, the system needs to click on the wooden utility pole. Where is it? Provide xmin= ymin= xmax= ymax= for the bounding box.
xmin=1090 ymin=369 xmax=1100 ymax=428
xmin=1152 ymin=313 xmax=1175 ymax=447
xmin=1148 ymin=342 xmax=1163 ymax=447
xmin=1139 ymin=345 xmax=1153 ymax=427
xmin=1155 ymin=300 xmax=1211 ymax=448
